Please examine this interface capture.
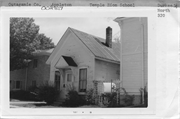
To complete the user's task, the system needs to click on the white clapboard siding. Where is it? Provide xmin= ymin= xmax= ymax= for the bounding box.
xmin=119 ymin=18 xmax=148 ymax=93
xmin=49 ymin=32 xmax=95 ymax=96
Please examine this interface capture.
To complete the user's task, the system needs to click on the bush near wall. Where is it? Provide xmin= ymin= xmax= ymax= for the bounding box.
xmin=122 ymin=94 xmax=135 ymax=106
xmin=10 ymin=90 xmax=41 ymax=101
xmin=120 ymin=88 xmax=135 ymax=107
xmin=100 ymin=88 xmax=135 ymax=107
xmin=37 ymin=82 xmax=60 ymax=105
xmin=85 ymin=88 xmax=96 ymax=105
xmin=63 ymin=89 xmax=86 ymax=107
xmin=101 ymin=92 xmax=118 ymax=107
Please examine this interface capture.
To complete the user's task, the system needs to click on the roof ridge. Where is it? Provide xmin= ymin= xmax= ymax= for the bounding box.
xmin=69 ymin=27 xmax=96 ymax=57
xmin=69 ymin=27 xmax=106 ymax=41
xmin=69 ymin=27 xmax=120 ymax=62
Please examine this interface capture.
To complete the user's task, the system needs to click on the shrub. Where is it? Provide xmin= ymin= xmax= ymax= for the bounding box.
xmin=63 ymin=89 xmax=86 ymax=107
xmin=28 ymin=85 xmax=38 ymax=93
xmin=121 ymin=88 xmax=135 ymax=106
xmin=100 ymin=88 xmax=135 ymax=107
xmin=85 ymin=88 xmax=96 ymax=105
xmin=37 ymin=82 xmax=60 ymax=105
xmin=101 ymin=92 xmax=117 ymax=107
xmin=122 ymin=95 xmax=135 ymax=106
xmin=10 ymin=90 xmax=41 ymax=101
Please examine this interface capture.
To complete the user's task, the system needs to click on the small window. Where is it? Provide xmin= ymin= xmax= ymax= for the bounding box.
xmin=32 ymin=80 xmax=36 ymax=87
xmin=67 ymin=74 xmax=72 ymax=82
xmin=33 ymin=59 xmax=38 ymax=68
xmin=10 ymin=80 xmax=21 ymax=90
xmin=15 ymin=81 xmax=22 ymax=89
xmin=79 ymin=68 xmax=87 ymax=92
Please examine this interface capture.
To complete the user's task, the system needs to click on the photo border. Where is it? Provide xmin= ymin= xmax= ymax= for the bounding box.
xmin=1 ymin=7 xmax=156 ymax=116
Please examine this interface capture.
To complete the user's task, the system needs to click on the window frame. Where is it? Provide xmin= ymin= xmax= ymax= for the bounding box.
xmin=54 ymin=71 xmax=61 ymax=91
xmin=79 ymin=68 xmax=87 ymax=93
xmin=16 ymin=81 xmax=21 ymax=89
xmin=11 ymin=80 xmax=22 ymax=90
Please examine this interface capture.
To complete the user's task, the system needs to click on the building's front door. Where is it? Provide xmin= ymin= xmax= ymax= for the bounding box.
xmin=65 ymin=71 xmax=73 ymax=91
xmin=58 ymin=69 xmax=74 ymax=99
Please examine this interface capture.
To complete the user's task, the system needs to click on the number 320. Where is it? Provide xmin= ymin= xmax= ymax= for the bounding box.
xmin=158 ymin=14 xmax=165 ymax=17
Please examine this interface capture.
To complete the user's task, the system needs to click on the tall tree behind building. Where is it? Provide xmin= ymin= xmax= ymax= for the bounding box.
xmin=10 ymin=18 xmax=55 ymax=71
xmin=112 ymin=37 xmax=121 ymax=59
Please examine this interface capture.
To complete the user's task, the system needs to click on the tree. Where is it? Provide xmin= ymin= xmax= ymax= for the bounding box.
xmin=34 ymin=33 xmax=54 ymax=50
xmin=113 ymin=37 xmax=120 ymax=44
xmin=10 ymin=18 xmax=55 ymax=71
xmin=112 ymin=37 xmax=121 ymax=59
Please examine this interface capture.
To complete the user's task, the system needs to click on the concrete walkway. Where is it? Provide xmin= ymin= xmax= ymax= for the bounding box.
xmin=10 ymin=99 xmax=46 ymax=108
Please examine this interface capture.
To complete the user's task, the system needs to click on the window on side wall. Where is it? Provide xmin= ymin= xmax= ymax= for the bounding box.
xmin=33 ymin=59 xmax=38 ymax=68
xmin=16 ymin=81 xmax=21 ymax=89
xmin=79 ymin=68 xmax=87 ymax=92
xmin=12 ymin=80 xmax=22 ymax=90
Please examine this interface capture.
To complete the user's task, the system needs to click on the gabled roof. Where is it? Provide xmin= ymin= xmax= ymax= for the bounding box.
xmin=69 ymin=28 xmax=120 ymax=63
xmin=46 ymin=27 xmax=120 ymax=64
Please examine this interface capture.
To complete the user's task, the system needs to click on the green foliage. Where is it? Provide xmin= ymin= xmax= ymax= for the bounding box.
xmin=28 ymin=85 xmax=39 ymax=94
xmin=122 ymin=95 xmax=135 ymax=106
xmin=34 ymin=33 xmax=54 ymax=50
xmin=101 ymin=88 xmax=134 ymax=107
xmin=63 ymin=89 xmax=86 ymax=107
xmin=113 ymin=37 xmax=120 ymax=43
xmin=10 ymin=90 xmax=42 ymax=101
xmin=37 ymin=82 xmax=59 ymax=105
xmin=112 ymin=37 xmax=121 ymax=60
xmin=85 ymin=88 xmax=96 ymax=105
xmin=101 ymin=92 xmax=117 ymax=107
xmin=121 ymin=88 xmax=135 ymax=106
xmin=10 ymin=18 xmax=55 ymax=71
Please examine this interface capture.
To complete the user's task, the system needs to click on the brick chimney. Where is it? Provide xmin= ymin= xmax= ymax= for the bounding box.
xmin=106 ymin=27 xmax=112 ymax=48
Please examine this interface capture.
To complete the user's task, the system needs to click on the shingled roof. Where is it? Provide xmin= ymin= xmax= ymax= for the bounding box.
xmin=46 ymin=27 xmax=120 ymax=64
xmin=69 ymin=28 xmax=120 ymax=63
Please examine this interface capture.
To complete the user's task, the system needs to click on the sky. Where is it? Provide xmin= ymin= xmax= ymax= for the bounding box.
xmin=33 ymin=17 xmax=120 ymax=45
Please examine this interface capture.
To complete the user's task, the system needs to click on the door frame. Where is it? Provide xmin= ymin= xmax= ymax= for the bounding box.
xmin=54 ymin=71 xmax=61 ymax=91
xmin=65 ymin=70 xmax=73 ymax=91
